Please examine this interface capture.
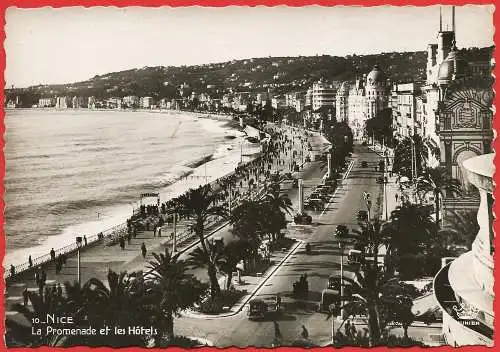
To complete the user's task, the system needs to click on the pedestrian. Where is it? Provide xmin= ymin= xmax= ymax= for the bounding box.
xmin=62 ymin=253 xmax=67 ymax=265
xmin=345 ymin=319 xmax=351 ymax=337
xmin=275 ymin=293 xmax=281 ymax=311
xmin=10 ymin=265 xmax=15 ymax=277
xmin=350 ymin=323 xmax=357 ymax=340
xmin=153 ymin=227 xmax=156 ymax=237
xmin=23 ymin=287 xmax=29 ymax=306
xmin=55 ymin=261 xmax=61 ymax=274
xmin=301 ymin=325 xmax=309 ymax=340
xmin=141 ymin=242 xmax=147 ymax=259
xmin=395 ymin=193 xmax=399 ymax=202
xmin=28 ymin=255 xmax=33 ymax=268
xmin=127 ymin=233 xmax=131 ymax=245
xmin=119 ymin=237 xmax=125 ymax=250
xmin=41 ymin=270 xmax=47 ymax=285
xmin=273 ymin=320 xmax=282 ymax=344
xmin=34 ymin=270 xmax=40 ymax=285
xmin=56 ymin=283 xmax=63 ymax=298
xmin=50 ymin=248 xmax=56 ymax=261
xmin=158 ymin=227 xmax=162 ymax=237
xmin=84 ymin=235 xmax=87 ymax=246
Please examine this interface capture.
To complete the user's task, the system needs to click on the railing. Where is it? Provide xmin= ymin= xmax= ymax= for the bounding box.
xmin=5 ymin=221 xmax=127 ymax=280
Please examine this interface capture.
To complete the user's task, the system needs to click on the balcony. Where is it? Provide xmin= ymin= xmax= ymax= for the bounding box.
xmin=434 ymin=263 xmax=493 ymax=345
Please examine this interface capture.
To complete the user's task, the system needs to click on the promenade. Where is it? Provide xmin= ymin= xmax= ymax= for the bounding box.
xmin=4 ymin=123 xmax=328 ymax=320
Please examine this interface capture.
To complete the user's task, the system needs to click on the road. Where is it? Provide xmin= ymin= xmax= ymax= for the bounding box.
xmin=173 ymin=144 xmax=387 ymax=346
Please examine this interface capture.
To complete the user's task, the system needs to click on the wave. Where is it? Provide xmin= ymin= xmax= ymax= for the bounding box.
xmin=184 ymin=154 xmax=214 ymax=168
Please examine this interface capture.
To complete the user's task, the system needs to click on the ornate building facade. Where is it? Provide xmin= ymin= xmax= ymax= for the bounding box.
xmin=423 ymin=7 xmax=493 ymax=197
xmin=338 ymin=65 xmax=390 ymax=140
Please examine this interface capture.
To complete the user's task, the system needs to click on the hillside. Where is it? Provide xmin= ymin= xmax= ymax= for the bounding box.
xmin=5 ymin=46 xmax=493 ymax=107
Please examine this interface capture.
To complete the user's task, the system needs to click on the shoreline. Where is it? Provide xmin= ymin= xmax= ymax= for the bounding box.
xmin=3 ymin=116 xmax=264 ymax=274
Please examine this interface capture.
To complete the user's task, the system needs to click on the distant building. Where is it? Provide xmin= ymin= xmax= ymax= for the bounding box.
xmin=38 ymin=97 xmax=55 ymax=108
xmin=88 ymin=96 xmax=96 ymax=109
xmin=310 ymin=79 xmax=336 ymax=111
xmin=55 ymin=96 xmax=70 ymax=109
xmin=335 ymin=82 xmax=349 ymax=122
xmin=140 ymin=96 xmax=154 ymax=109
xmin=71 ymin=96 xmax=85 ymax=109
xmin=271 ymin=95 xmax=286 ymax=110
xmin=341 ymin=65 xmax=390 ymax=140
xmin=391 ymin=83 xmax=421 ymax=140
xmin=123 ymin=95 xmax=139 ymax=108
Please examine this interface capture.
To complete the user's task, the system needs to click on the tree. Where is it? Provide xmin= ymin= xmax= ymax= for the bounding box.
xmin=172 ymin=185 xmax=227 ymax=298
xmin=7 ymin=290 xmax=69 ymax=347
xmin=416 ymin=166 xmax=462 ymax=228
xmin=393 ymin=135 xmax=428 ymax=179
xmin=380 ymin=283 xmax=417 ymax=341
xmin=146 ymin=248 xmax=207 ymax=343
xmin=188 ymin=241 xmax=226 ymax=298
xmin=384 ymin=203 xmax=437 ymax=278
xmin=264 ymin=187 xmax=293 ymax=215
xmin=366 ymin=108 xmax=393 ymax=147
xmin=439 ymin=209 xmax=479 ymax=250
xmin=84 ymin=270 xmax=147 ymax=347
xmin=218 ymin=241 xmax=249 ymax=289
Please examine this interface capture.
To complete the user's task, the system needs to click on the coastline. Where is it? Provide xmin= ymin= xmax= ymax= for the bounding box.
xmin=3 ymin=112 xmax=263 ymax=273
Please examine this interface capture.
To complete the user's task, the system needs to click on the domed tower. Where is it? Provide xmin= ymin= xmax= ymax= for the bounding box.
xmin=364 ymin=65 xmax=389 ymax=120
xmin=437 ymin=47 xmax=469 ymax=86
xmin=336 ymin=81 xmax=349 ymax=122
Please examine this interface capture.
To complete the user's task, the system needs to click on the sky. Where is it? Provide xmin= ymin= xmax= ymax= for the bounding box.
xmin=5 ymin=5 xmax=495 ymax=88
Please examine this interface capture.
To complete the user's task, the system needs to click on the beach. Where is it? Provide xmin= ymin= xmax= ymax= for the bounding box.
xmin=3 ymin=109 xmax=259 ymax=268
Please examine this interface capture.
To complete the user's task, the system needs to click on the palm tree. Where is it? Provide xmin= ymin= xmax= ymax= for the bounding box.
xmin=7 ymin=290 xmax=68 ymax=347
xmin=85 ymin=269 xmax=146 ymax=347
xmin=146 ymin=248 xmax=207 ymax=344
xmin=416 ymin=166 xmax=462 ymax=228
xmin=393 ymin=135 xmax=428 ymax=179
xmin=172 ymin=185 xmax=227 ymax=298
xmin=437 ymin=209 xmax=479 ymax=254
xmin=329 ymin=266 xmax=417 ymax=347
xmin=264 ymin=188 xmax=293 ymax=214
xmin=385 ymin=202 xmax=437 ymax=255
xmin=188 ymin=241 xmax=225 ymax=298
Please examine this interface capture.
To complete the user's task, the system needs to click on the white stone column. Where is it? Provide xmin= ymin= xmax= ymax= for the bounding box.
xmin=462 ymin=154 xmax=494 ymax=296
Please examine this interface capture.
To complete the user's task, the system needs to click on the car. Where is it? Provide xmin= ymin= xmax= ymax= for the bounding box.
xmin=306 ymin=199 xmax=324 ymax=211
xmin=357 ymin=210 xmax=368 ymax=221
xmin=335 ymin=225 xmax=349 ymax=238
xmin=294 ymin=212 xmax=312 ymax=225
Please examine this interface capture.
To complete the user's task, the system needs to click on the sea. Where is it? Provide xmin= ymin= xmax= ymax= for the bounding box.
xmin=3 ymin=109 xmax=260 ymax=267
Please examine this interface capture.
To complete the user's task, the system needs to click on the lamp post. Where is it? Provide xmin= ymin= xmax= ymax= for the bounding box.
xmin=76 ymin=236 xmax=83 ymax=285
xmin=363 ymin=192 xmax=372 ymax=221
xmin=172 ymin=213 xmax=178 ymax=252
xmin=338 ymin=241 xmax=344 ymax=320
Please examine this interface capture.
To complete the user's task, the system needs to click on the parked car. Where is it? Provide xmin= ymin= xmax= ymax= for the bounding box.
xmin=335 ymin=225 xmax=349 ymax=238
xmin=357 ymin=210 xmax=368 ymax=222
xmin=294 ymin=212 xmax=312 ymax=225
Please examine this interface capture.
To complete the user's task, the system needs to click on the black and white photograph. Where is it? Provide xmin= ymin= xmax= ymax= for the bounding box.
xmin=3 ymin=5 xmax=495 ymax=348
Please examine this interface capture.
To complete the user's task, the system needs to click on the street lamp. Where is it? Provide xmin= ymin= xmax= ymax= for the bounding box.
xmin=76 ymin=236 xmax=83 ymax=285
xmin=338 ymin=241 xmax=344 ymax=320
xmin=363 ymin=192 xmax=372 ymax=221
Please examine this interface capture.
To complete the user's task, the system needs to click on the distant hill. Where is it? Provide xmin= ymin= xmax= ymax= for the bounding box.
xmin=5 ymin=46 xmax=493 ymax=108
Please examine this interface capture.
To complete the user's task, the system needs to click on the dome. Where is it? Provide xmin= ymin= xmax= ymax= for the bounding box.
xmin=437 ymin=49 xmax=469 ymax=84
xmin=338 ymin=81 xmax=349 ymax=95
xmin=366 ymin=65 xmax=387 ymax=85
